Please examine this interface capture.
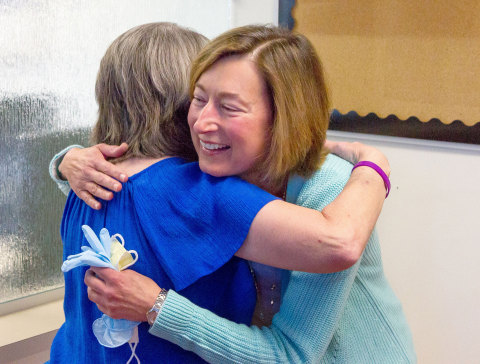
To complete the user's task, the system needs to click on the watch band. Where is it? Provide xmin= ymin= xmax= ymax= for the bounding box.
xmin=146 ymin=288 xmax=168 ymax=326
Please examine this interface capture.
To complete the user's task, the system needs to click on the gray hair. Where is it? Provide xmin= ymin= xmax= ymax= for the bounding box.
xmin=92 ymin=22 xmax=208 ymax=161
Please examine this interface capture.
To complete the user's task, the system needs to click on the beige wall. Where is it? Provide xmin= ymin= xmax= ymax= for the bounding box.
xmin=294 ymin=0 xmax=480 ymax=125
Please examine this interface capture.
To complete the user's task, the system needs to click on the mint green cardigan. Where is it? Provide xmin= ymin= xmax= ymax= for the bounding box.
xmin=149 ymin=154 xmax=416 ymax=363
xmin=50 ymin=150 xmax=416 ymax=363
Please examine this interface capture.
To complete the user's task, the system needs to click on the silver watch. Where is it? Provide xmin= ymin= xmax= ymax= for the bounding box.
xmin=146 ymin=288 xmax=168 ymax=326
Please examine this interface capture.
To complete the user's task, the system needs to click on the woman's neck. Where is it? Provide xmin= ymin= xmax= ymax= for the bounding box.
xmin=253 ymin=176 xmax=289 ymax=200
xmin=115 ymin=156 xmax=171 ymax=177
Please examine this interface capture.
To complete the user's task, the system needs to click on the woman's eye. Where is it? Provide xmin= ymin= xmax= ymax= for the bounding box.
xmin=221 ymin=104 xmax=240 ymax=112
xmin=192 ymin=96 xmax=206 ymax=104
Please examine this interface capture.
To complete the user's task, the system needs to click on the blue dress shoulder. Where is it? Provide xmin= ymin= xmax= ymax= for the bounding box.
xmin=49 ymin=157 xmax=276 ymax=364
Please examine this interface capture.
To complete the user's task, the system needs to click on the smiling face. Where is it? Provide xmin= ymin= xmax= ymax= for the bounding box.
xmin=188 ymin=55 xmax=273 ymax=187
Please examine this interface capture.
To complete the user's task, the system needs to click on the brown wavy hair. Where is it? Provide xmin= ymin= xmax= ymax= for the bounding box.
xmin=91 ymin=22 xmax=207 ymax=161
xmin=190 ymin=25 xmax=330 ymax=191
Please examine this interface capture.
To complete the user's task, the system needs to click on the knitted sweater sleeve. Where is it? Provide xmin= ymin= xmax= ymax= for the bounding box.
xmin=48 ymin=145 xmax=83 ymax=196
xmin=150 ymin=264 xmax=359 ymax=364
xmin=149 ymin=155 xmax=362 ymax=363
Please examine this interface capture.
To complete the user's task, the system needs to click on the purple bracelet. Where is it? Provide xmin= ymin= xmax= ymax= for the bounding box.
xmin=352 ymin=161 xmax=391 ymax=198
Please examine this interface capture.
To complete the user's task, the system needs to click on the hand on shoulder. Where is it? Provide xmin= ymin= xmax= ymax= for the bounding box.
xmin=59 ymin=143 xmax=129 ymax=209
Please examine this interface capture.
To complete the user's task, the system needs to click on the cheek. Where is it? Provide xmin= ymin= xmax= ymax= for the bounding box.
xmin=234 ymin=128 xmax=267 ymax=165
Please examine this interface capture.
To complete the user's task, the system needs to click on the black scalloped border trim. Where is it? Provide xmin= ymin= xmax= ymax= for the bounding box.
xmin=329 ymin=110 xmax=480 ymax=145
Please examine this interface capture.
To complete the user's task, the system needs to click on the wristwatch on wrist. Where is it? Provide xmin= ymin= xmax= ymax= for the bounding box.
xmin=146 ymin=288 xmax=168 ymax=326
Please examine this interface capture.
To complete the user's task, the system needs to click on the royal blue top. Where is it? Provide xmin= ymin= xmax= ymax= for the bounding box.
xmin=49 ymin=157 xmax=277 ymax=364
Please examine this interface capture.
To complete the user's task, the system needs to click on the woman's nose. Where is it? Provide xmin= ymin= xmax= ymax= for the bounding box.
xmin=193 ymin=102 xmax=219 ymax=133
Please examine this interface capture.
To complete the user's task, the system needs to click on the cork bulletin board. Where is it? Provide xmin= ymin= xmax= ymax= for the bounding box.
xmin=279 ymin=0 xmax=480 ymax=144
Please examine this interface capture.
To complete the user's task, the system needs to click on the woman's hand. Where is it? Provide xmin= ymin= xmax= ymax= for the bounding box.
xmin=324 ymin=140 xmax=390 ymax=177
xmin=58 ymin=143 xmax=129 ymax=209
xmin=84 ymin=267 xmax=161 ymax=322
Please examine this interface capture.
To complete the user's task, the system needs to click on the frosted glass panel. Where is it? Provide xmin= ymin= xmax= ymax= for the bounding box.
xmin=1 ymin=95 xmax=90 ymax=302
xmin=0 ymin=0 xmax=231 ymax=304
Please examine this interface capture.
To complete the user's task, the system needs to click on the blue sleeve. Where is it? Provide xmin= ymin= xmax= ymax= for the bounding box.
xmin=133 ymin=159 xmax=277 ymax=291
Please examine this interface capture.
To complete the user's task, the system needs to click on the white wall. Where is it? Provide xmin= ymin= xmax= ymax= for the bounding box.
xmin=230 ymin=0 xmax=278 ymax=27
xmin=328 ymin=130 xmax=480 ymax=364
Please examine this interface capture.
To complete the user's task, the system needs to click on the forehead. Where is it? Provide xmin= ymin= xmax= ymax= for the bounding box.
xmin=197 ymin=55 xmax=268 ymax=98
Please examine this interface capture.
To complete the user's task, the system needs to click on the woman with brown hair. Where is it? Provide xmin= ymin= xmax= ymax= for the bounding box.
xmin=146 ymin=25 xmax=415 ymax=362
xmin=52 ymin=25 xmax=413 ymax=363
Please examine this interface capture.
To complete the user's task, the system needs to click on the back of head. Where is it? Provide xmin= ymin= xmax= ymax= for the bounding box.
xmin=190 ymin=25 xmax=330 ymax=190
xmin=92 ymin=22 xmax=208 ymax=161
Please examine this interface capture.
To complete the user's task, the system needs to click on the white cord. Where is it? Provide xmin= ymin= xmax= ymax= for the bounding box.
xmin=126 ymin=326 xmax=141 ymax=364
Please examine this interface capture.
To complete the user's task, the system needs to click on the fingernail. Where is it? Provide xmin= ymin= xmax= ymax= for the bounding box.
xmin=120 ymin=174 xmax=127 ymax=182
xmin=114 ymin=183 xmax=121 ymax=191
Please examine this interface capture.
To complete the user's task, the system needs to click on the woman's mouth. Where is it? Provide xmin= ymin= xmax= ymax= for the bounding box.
xmin=200 ymin=140 xmax=230 ymax=151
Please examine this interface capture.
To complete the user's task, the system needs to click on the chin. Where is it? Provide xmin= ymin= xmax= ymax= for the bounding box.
xmin=198 ymin=163 xmax=228 ymax=178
